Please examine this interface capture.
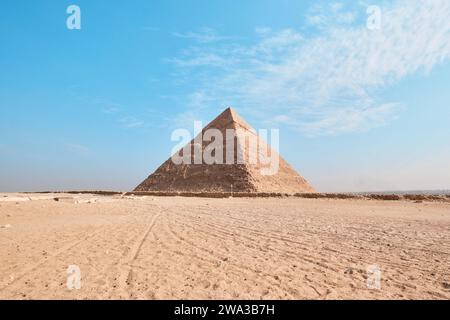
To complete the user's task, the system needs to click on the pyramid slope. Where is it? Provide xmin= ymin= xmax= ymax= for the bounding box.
xmin=135 ymin=107 xmax=315 ymax=194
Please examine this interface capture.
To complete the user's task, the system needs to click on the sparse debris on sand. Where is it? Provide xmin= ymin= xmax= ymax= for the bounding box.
xmin=53 ymin=197 xmax=74 ymax=202
xmin=75 ymin=198 xmax=98 ymax=204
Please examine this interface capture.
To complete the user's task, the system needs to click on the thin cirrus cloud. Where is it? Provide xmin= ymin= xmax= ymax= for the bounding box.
xmin=305 ymin=2 xmax=358 ymax=30
xmin=99 ymin=104 xmax=145 ymax=129
xmin=172 ymin=27 xmax=234 ymax=43
xmin=118 ymin=116 xmax=145 ymax=129
xmin=170 ymin=0 xmax=450 ymax=136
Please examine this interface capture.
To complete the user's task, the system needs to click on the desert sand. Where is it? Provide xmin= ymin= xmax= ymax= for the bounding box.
xmin=0 ymin=193 xmax=449 ymax=300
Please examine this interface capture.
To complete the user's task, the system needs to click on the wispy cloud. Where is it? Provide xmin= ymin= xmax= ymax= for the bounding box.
xmin=170 ymin=0 xmax=450 ymax=136
xmin=118 ymin=116 xmax=145 ymax=129
xmin=170 ymin=52 xmax=231 ymax=68
xmin=172 ymin=27 xmax=233 ymax=43
xmin=305 ymin=2 xmax=358 ymax=30
xmin=95 ymin=100 xmax=147 ymax=129
xmin=171 ymin=91 xmax=218 ymax=128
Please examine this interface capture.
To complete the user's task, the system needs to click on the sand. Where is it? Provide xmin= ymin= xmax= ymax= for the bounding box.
xmin=0 ymin=193 xmax=449 ymax=300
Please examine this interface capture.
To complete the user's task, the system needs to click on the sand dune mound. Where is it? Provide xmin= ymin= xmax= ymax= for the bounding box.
xmin=135 ymin=107 xmax=314 ymax=194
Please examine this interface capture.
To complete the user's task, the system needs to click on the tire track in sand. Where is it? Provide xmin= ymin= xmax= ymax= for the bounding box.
xmin=0 ymin=201 xmax=147 ymax=295
xmin=0 ymin=227 xmax=107 ymax=292
xmin=116 ymin=209 xmax=163 ymax=298
xmin=161 ymin=210 xmax=295 ymax=299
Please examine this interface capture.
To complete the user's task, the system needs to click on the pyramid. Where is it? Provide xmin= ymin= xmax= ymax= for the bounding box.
xmin=134 ymin=107 xmax=315 ymax=194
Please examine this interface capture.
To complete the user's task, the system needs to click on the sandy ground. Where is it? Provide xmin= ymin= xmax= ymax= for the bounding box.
xmin=0 ymin=193 xmax=449 ymax=300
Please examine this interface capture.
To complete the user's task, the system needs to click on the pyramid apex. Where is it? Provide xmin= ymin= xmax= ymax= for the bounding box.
xmin=222 ymin=106 xmax=237 ymax=117
xmin=211 ymin=106 xmax=250 ymax=130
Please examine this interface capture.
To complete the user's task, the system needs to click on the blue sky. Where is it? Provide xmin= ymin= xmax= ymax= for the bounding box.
xmin=1 ymin=0 xmax=449 ymax=192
